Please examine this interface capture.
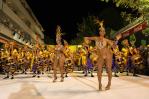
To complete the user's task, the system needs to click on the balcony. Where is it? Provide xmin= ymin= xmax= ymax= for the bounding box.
xmin=1 ymin=2 xmax=39 ymax=43
xmin=6 ymin=0 xmax=44 ymax=39
xmin=0 ymin=23 xmax=13 ymax=39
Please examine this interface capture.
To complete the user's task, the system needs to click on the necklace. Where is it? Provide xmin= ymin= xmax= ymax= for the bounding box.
xmin=98 ymin=37 xmax=104 ymax=49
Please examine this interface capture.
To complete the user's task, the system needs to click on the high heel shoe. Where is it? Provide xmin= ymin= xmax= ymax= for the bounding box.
xmin=99 ymin=84 xmax=102 ymax=91
xmin=105 ymin=83 xmax=111 ymax=90
xmin=60 ymin=77 xmax=64 ymax=82
xmin=53 ymin=77 xmax=57 ymax=83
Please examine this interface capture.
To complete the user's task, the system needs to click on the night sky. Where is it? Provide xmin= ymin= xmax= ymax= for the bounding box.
xmin=26 ymin=0 xmax=134 ymax=44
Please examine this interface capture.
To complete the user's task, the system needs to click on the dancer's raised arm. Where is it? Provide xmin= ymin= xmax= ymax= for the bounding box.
xmin=84 ymin=37 xmax=97 ymax=41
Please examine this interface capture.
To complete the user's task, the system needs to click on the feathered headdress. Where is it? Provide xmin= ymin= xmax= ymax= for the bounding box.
xmin=56 ymin=25 xmax=63 ymax=44
xmin=95 ymin=19 xmax=105 ymax=33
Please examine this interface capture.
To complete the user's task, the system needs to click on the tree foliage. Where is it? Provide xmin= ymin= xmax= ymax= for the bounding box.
xmin=77 ymin=16 xmax=98 ymax=37
xmin=142 ymin=28 xmax=149 ymax=37
xmin=70 ymin=16 xmax=98 ymax=45
xmin=76 ymin=14 xmax=119 ymax=41
xmin=120 ymin=12 xmax=138 ymax=25
xmin=99 ymin=0 xmax=149 ymax=38
xmin=99 ymin=0 xmax=149 ymax=14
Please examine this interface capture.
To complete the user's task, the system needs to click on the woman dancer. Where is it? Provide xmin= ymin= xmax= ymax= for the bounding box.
xmin=53 ymin=25 xmax=65 ymax=82
xmin=87 ymin=20 xmax=118 ymax=91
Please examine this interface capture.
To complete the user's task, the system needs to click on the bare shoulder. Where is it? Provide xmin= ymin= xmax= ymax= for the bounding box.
xmin=92 ymin=37 xmax=98 ymax=41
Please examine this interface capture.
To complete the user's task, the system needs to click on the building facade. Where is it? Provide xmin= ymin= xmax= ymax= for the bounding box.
xmin=0 ymin=0 xmax=44 ymax=48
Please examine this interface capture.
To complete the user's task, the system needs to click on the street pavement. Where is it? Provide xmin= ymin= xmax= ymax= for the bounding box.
xmin=0 ymin=71 xmax=149 ymax=99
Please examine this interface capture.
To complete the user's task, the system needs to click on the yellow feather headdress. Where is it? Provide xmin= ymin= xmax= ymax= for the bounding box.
xmin=95 ymin=19 xmax=105 ymax=33
xmin=56 ymin=25 xmax=63 ymax=44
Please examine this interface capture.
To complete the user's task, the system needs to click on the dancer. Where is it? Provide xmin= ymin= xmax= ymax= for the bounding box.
xmin=82 ymin=38 xmax=94 ymax=77
xmin=53 ymin=25 xmax=65 ymax=82
xmin=86 ymin=19 xmax=118 ymax=91
xmin=121 ymin=39 xmax=133 ymax=75
xmin=131 ymin=48 xmax=142 ymax=76
xmin=2 ymin=43 xmax=10 ymax=79
xmin=112 ymin=45 xmax=120 ymax=77
xmin=63 ymin=40 xmax=74 ymax=77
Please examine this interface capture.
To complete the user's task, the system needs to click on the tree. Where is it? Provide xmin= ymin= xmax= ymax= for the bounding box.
xmin=77 ymin=15 xmax=98 ymax=37
xmin=70 ymin=16 xmax=98 ymax=45
xmin=70 ymin=38 xmax=83 ymax=45
xmin=142 ymin=28 xmax=149 ymax=37
xmin=44 ymin=35 xmax=55 ymax=45
xmin=110 ymin=29 xmax=116 ymax=39
xmin=129 ymin=34 xmax=136 ymax=46
xmin=120 ymin=11 xmax=138 ymax=25
xmin=99 ymin=0 xmax=149 ymax=39
xmin=99 ymin=0 xmax=149 ymax=13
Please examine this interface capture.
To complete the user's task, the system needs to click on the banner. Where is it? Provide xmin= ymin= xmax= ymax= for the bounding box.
xmin=0 ymin=37 xmax=8 ymax=44
xmin=121 ymin=21 xmax=148 ymax=38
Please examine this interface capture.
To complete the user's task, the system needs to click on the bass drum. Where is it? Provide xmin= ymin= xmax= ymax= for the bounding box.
xmin=115 ymin=56 xmax=125 ymax=73
xmin=115 ymin=57 xmax=123 ymax=65
xmin=132 ymin=55 xmax=143 ymax=70
xmin=64 ymin=58 xmax=73 ymax=73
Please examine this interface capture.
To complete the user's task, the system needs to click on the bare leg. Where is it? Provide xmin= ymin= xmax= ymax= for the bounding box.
xmin=97 ymin=65 xmax=102 ymax=91
xmin=97 ymin=58 xmax=104 ymax=91
xmin=105 ymin=57 xmax=112 ymax=90
xmin=105 ymin=66 xmax=112 ymax=90
xmin=53 ymin=59 xmax=58 ymax=82
xmin=59 ymin=57 xmax=65 ymax=82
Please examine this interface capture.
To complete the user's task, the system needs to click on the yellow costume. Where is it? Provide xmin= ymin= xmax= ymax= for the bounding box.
xmin=80 ymin=48 xmax=87 ymax=66
xmin=121 ymin=47 xmax=129 ymax=64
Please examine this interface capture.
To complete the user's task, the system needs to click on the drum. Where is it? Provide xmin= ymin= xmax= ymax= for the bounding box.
xmin=115 ymin=56 xmax=125 ymax=73
xmin=134 ymin=56 xmax=142 ymax=65
xmin=116 ymin=57 xmax=123 ymax=65
xmin=64 ymin=58 xmax=73 ymax=73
